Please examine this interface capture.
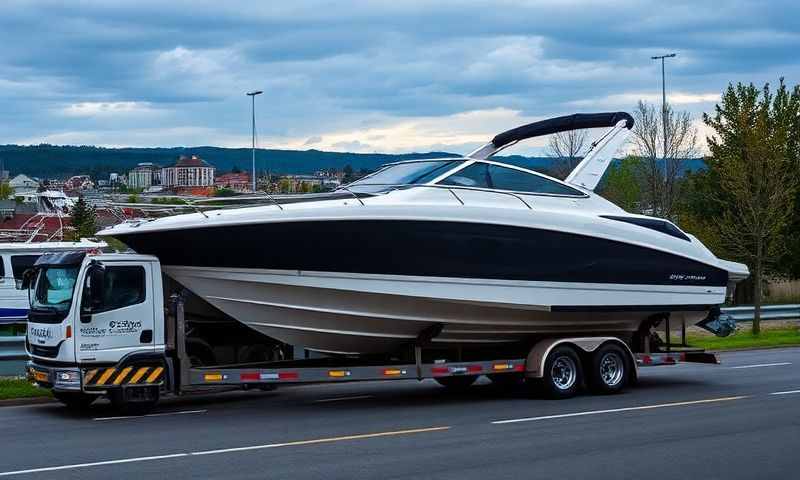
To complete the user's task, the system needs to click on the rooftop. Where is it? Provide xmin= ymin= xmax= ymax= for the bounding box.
xmin=169 ymin=154 xmax=214 ymax=169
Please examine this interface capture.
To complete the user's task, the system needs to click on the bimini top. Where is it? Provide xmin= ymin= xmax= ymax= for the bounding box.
xmin=492 ymin=112 xmax=634 ymax=149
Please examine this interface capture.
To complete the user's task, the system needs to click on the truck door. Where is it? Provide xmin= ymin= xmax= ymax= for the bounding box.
xmin=75 ymin=263 xmax=155 ymax=363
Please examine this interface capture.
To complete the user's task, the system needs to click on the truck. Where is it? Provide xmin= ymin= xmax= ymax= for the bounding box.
xmin=25 ymin=250 xmax=719 ymax=413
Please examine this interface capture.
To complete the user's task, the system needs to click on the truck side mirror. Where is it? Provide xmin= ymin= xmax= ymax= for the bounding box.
xmin=20 ymin=269 xmax=36 ymax=290
xmin=87 ymin=264 xmax=106 ymax=310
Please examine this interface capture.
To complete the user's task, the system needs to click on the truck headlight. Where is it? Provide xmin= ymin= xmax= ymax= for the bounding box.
xmin=54 ymin=370 xmax=80 ymax=387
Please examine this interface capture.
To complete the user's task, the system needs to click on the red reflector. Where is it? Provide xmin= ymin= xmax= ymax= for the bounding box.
xmin=65 ymin=325 xmax=72 ymax=339
xmin=467 ymin=365 xmax=482 ymax=373
xmin=431 ymin=367 xmax=449 ymax=375
xmin=641 ymin=355 xmax=652 ymax=365
xmin=240 ymin=372 xmax=259 ymax=381
xmin=278 ymin=372 xmax=298 ymax=380
xmin=513 ymin=364 xmax=525 ymax=372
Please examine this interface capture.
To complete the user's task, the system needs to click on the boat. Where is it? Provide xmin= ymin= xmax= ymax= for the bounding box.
xmin=0 ymin=239 xmax=107 ymax=324
xmin=98 ymin=112 xmax=749 ymax=355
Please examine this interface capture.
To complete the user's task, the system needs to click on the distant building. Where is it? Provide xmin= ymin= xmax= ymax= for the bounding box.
xmin=128 ymin=163 xmax=162 ymax=189
xmin=162 ymin=155 xmax=215 ymax=188
xmin=9 ymin=174 xmax=39 ymax=191
xmin=64 ymin=175 xmax=94 ymax=191
xmin=215 ymin=172 xmax=251 ymax=192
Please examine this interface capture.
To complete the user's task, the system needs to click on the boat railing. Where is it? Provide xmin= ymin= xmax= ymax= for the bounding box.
xmin=106 ymin=183 xmax=533 ymax=223
xmin=334 ymin=183 xmax=533 ymax=210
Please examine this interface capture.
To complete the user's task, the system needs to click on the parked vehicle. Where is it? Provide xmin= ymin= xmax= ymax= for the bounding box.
xmin=26 ymin=250 xmax=724 ymax=413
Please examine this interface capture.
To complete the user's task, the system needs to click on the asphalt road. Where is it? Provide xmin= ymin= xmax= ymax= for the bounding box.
xmin=1 ymin=347 xmax=798 ymax=479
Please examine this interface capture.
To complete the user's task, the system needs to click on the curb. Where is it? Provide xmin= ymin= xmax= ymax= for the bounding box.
xmin=0 ymin=396 xmax=55 ymax=408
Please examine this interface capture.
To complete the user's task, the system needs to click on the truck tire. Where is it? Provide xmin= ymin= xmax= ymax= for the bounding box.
xmin=587 ymin=343 xmax=629 ymax=394
xmin=109 ymin=386 xmax=159 ymax=415
xmin=53 ymin=391 xmax=97 ymax=410
xmin=435 ymin=375 xmax=478 ymax=390
xmin=538 ymin=345 xmax=583 ymax=399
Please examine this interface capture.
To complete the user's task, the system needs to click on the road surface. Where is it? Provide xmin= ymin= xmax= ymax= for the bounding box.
xmin=1 ymin=347 xmax=798 ymax=479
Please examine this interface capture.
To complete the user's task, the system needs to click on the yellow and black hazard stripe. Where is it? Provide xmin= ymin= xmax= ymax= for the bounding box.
xmin=83 ymin=365 xmax=164 ymax=388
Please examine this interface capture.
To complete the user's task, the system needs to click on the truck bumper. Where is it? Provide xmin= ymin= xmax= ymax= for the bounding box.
xmin=27 ymin=361 xmax=82 ymax=392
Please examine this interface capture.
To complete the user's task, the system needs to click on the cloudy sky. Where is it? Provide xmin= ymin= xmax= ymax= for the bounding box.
xmin=0 ymin=0 xmax=797 ymax=155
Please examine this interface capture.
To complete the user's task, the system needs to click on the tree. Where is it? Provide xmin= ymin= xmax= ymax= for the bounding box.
xmin=703 ymin=80 xmax=800 ymax=334
xmin=600 ymin=156 xmax=642 ymax=212
xmin=69 ymin=196 xmax=97 ymax=240
xmin=546 ymin=129 xmax=589 ymax=179
xmin=0 ymin=180 xmax=13 ymax=200
xmin=630 ymin=101 xmax=698 ymax=219
xmin=342 ymin=164 xmax=354 ymax=183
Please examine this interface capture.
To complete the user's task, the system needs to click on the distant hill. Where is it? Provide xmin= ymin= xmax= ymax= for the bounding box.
xmin=0 ymin=144 xmax=706 ymax=179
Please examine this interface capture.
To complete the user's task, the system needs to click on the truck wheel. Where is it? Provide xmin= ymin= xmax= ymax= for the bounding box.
xmin=539 ymin=345 xmax=582 ymax=399
xmin=109 ymin=386 xmax=159 ymax=415
xmin=53 ymin=392 xmax=97 ymax=410
xmin=435 ymin=375 xmax=478 ymax=390
xmin=588 ymin=343 xmax=629 ymax=394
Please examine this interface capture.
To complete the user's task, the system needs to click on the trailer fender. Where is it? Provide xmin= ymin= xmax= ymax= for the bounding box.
xmin=525 ymin=337 xmax=638 ymax=381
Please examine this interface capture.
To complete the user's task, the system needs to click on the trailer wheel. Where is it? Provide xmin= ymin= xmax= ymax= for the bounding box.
xmin=588 ymin=343 xmax=629 ymax=394
xmin=435 ymin=375 xmax=478 ymax=390
xmin=539 ymin=345 xmax=582 ymax=399
xmin=53 ymin=391 xmax=97 ymax=410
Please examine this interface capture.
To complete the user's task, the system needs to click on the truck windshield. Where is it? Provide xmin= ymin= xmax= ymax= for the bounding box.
xmin=31 ymin=266 xmax=79 ymax=313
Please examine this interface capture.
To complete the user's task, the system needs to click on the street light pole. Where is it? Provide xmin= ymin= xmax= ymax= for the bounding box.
xmin=650 ymin=53 xmax=677 ymax=213
xmin=246 ymin=90 xmax=263 ymax=192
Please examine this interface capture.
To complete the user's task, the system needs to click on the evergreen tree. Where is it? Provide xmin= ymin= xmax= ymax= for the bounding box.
xmin=69 ymin=196 xmax=97 ymax=240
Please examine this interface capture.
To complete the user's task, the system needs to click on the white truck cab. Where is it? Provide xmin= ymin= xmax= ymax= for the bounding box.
xmin=25 ymin=251 xmax=165 ymax=410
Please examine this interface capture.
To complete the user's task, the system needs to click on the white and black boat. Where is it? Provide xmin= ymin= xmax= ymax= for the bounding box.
xmin=99 ymin=112 xmax=748 ymax=354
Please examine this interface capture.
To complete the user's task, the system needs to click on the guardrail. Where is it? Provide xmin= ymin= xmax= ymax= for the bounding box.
xmin=1 ymin=305 xmax=798 ymax=370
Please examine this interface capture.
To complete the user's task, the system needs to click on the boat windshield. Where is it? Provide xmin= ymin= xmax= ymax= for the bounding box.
xmin=31 ymin=266 xmax=79 ymax=314
xmin=345 ymin=160 xmax=463 ymax=193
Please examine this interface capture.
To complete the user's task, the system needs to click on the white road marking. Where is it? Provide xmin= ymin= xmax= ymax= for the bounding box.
xmin=314 ymin=395 xmax=374 ymax=403
xmin=0 ymin=426 xmax=450 ymax=477
xmin=770 ymin=390 xmax=800 ymax=396
xmin=729 ymin=362 xmax=792 ymax=369
xmin=0 ymin=454 xmax=189 ymax=477
xmin=93 ymin=409 xmax=207 ymax=421
xmin=491 ymin=396 xmax=747 ymax=424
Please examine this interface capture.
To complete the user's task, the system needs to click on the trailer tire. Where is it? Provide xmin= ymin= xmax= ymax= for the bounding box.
xmin=435 ymin=375 xmax=478 ymax=390
xmin=538 ymin=345 xmax=583 ymax=399
xmin=53 ymin=391 xmax=97 ymax=410
xmin=588 ymin=343 xmax=629 ymax=394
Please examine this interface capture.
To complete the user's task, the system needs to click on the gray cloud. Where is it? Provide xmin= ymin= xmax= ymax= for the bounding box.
xmin=0 ymin=0 xmax=797 ymax=151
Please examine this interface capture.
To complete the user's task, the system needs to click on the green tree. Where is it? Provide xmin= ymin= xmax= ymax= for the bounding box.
xmin=214 ymin=187 xmax=236 ymax=197
xmin=69 ymin=196 xmax=97 ymax=240
xmin=600 ymin=156 xmax=642 ymax=212
xmin=703 ymin=79 xmax=800 ymax=333
xmin=0 ymin=180 xmax=13 ymax=200
xmin=127 ymin=193 xmax=140 ymax=203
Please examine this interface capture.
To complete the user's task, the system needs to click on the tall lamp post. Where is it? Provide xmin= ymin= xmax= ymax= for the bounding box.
xmin=246 ymin=90 xmax=263 ymax=192
xmin=651 ymin=53 xmax=676 ymax=215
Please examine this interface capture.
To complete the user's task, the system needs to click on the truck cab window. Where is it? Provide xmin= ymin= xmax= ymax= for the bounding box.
xmin=86 ymin=266 xmax=146 ymax=313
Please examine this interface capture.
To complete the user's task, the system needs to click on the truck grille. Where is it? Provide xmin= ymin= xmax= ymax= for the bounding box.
xmin=29 ymin=343 xmax=60 ymax=358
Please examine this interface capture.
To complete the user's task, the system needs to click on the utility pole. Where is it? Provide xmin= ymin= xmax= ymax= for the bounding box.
xmin=651 ymin=53 xmax=676 ymax=215
xmin=246 ymin=90 xmax=263 ymax=192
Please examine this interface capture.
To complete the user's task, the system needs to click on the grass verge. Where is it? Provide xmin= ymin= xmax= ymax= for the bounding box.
xmin=687 ymin=326 xmax=800 ymax=351
xmin=0 ymin=377 xmax=52 ymax=401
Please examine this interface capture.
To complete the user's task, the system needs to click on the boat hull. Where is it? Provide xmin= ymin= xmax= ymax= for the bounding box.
xmin=164 ymin=265 xmax=718 ymax=354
